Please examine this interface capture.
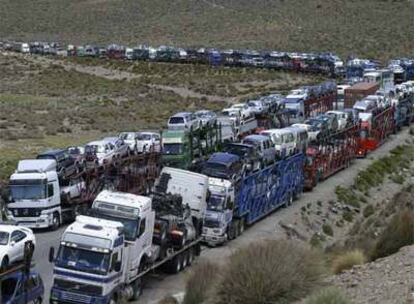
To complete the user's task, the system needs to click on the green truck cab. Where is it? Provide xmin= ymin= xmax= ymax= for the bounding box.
xmin=162 ymin=124 xmax=222 ymax=170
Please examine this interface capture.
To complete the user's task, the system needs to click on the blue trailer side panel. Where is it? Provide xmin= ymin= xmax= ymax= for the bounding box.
xmin=235 ymin=153 xmax=304 ymax=225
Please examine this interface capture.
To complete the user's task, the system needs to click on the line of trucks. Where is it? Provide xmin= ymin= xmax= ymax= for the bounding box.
xmin=2 ymin=75 xmax=414 ymax=303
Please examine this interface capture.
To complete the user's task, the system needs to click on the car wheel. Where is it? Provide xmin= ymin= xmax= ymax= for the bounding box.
xmin=1 ymin=256 xmax=9 ymax=271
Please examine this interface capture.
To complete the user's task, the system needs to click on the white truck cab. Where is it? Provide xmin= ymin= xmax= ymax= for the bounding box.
xmin=7 ymin=160 xmax=61 ymax=229
xmin=202 ymin=178 xmax=234 ymax=246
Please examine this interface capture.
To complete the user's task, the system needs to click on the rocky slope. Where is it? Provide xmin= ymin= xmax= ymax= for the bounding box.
xmin=329 ymin=245 xmax=414 ymax=304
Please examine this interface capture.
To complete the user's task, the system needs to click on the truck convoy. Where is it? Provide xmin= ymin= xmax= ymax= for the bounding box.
xmin=4 ymin=74 xmax=414 ymax=303
xmin=49 ymin=167 xmax=206 ymax=304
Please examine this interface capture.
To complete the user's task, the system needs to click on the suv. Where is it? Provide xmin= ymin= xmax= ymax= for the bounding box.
xmin=222 ymin=143 xmax=261 ymax=172
xmin=168 ymin=112 xmax=200 ymax=131
xmin=102 ymin=137 xmax=130 ymax=158
xmin=118 ymin=132 xmax=139 ymax=151
xmin=202 ymin=152 xmax=244 ymax=182
xmin=242 ymin=135 xmax=276 ymax=166
xmin=136 ymin=132 xmax=161 ymax=153
xmin=84 ymin=137 xmax=128 ymax=166
xmin=36 ymin=149 xmax=75 ymax=179
xmin=194 ymin=110 xmax=217 ymax=127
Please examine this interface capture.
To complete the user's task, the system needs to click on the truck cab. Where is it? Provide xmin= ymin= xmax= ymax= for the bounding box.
xmin=162 ymin=130 xmax=193 ymax=169
xmin=7 ymin=160 xmax=61 ymax=229
xmin=51 ymin=190 xmax=156 ymax=304
xmin=202 ymin=178 xmax=235 ymax=246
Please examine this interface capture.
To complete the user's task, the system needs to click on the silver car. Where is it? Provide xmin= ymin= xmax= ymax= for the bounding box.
xmin=168 ymin=112 xmax=201 ymax=131
xmin=195 ymin=110 xmax=217 ymax=127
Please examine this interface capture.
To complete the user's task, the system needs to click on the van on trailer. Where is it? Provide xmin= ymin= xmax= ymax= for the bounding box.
xmin=260 ymin=129 xmax=296 ymax=158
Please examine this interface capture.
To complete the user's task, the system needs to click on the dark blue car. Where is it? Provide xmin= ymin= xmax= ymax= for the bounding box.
xmin=1 ymin=271 xmax=44 ymax=304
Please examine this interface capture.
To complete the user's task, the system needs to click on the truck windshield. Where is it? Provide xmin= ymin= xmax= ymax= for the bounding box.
xmin=10 ymin=184 xmax=46 ymax=200
xmin=207 ymin=195 xmax=225 ymax=211
xmin=204 ymin=218 xmax=221 ymax=228
xmin=163 ymin=143 xmax=182 ymax=155
xmin=56 ymin=246 xmax=110 ymax=275
xmin=93 ymin=213 xmax=138 ymax=241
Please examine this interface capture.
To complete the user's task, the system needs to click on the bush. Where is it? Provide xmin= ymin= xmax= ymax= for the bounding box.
xmin=332 ymin=250 xmax=366 ymax=274
xmin=342 ymin=211 xmax=354 ymax=222
xmin=304 ymin=287 xmax=351 ymax=304
xmin=322 ymin=224 xmax=334 ymax=237
xmin=158 ymin=296 xmax=178 ymax=304
xmin=183 ymin=261 xmax=219 ymax=304
xmin=363 ymin=205 xmax=375 ymax=218
xmin=371 ymin=210 xmax=414 ymax=260
xmin=214 ymin=240 xmax=326 ymax=304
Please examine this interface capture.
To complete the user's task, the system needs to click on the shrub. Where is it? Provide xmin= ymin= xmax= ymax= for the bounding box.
xmin=363 ymin=205 xmax=375 ymax=218
xmin=214 ymin=240 xmax=326 ymax=304
xmin=332 ymin=250 xmax=366 ymax=274
xmin=304 ymin=287 xmax=351 ymax=304
xmin=371 ymin=210 xmax=414 ymax=260
xmin=322 ymin=224 xmax=334 ymax=237
xmin=158 ymin=296 xmax=178 ymax=304
xmin=342 ymin=211 xmax=354 ymax=222
xmin=183 ymin=261 xmax=219 ymax=304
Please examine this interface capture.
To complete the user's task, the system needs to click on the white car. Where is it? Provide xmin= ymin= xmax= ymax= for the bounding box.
xmin=291 ymin=123 xmax=320 ymax=142
xmin=326 ymin=111 xmax=348 ymax=131
xmin=195 ymin=110 xmax=217 ymax=126
xmin=0 ymin=225 xmax=36 ymax=270
xmin=247 ymin=100 xmax=266 ymax=115
xmin=119 ymin=132 xmax=139 ymax=150
xmin=136 ymin=132 xmax=161 ymax=153
xmin=230 ymin=103 xmax=253 ymax=119
xmin=168 ymin=112 xmax=200 ymax=131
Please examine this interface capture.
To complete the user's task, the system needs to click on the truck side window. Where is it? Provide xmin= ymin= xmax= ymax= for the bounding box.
xmin=111 ymin=252 xmax=118 ymax=271
xmin=48 ymin=183 xmax=54 ymax=197
xmin=138 ymin=218 xmax=146 ymax=237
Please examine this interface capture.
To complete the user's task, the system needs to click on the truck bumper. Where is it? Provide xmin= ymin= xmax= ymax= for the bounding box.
xmin=8 ymin=214 xmax=53 ymax=228
xmin=50 ymin=287 xmax=110 ymax=304
xmin=202 ymin=233 xmax=227 ymax=246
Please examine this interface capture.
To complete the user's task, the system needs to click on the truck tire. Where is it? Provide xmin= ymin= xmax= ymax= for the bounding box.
xmin=238 ymin=218 xmax=245 ymax=235
xmin=187 ymin=248 xmax=194 ymax=266
xmin=131 ymin=277 xmax=143 ymax=301
xmin=285 ymin=193 xmax=293 ymax=208
xmin=227 ymin=222 xmax=236 ymax=240
xmin=172 ymin=255 xmax=183 ymax=274
xmin=181 ymin=251 xmax=188 ymax=269
xmin=51 ymin=212 xmax=60 ymax=231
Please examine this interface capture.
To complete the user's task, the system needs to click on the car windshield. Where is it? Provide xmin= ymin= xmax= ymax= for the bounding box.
xmin=0 ymin=232 xmax=9 ymax=245
xmin=202 ymin=162 xmax=228 ymax=179
xmin=242 ymin=139 xmax=258 ymax=147
xmin=137 ymin=134 xmax=152 ymax=140
xmin=223 ymin=145 xmax=250 ymax=157
xmin=272 ymin=134 xmax=283 ymax=145
xmin=119 ymin=133 xmax=135 ymax=140
xmin=10 ymin=184 xmax=46 ymax=200
xmin=207 ymin=195 xmax=226 ymax=211
xmin=68 ymin=148 xmax=81 ymax=155
xmin=163 ymin=143 xmax=182 ymax=155
xmin=86 ymin=145 xmax=105 ymax=154
xmin=56 ymin=246 xmax=110 ymax=275
xmin=169 ymin=117 xmax=185 ymax=124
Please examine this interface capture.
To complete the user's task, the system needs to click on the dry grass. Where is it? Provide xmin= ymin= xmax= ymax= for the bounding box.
xmin=371 ymin=210 xmax=414 ymax=260
xmin=213 ymin=240 xmax=326 ymax=304
xmin=304 ymin=287 xmax=351 ymax=304
xmin=1 ymin=0 xmax=413 ymax=60
xmin=332 ymin=250 xmax=366 ymax=274
xmin=183 ymin=261 xmax=220 ymax=304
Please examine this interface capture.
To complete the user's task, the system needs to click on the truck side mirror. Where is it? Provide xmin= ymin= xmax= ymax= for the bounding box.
xmin=114 ymin=261 xmax=121 ymax=272
xmin=49 ymin=247 xmax=55 ymax=263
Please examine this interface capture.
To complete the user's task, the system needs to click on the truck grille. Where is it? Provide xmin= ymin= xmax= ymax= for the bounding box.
xmin=60 ymin=291 xmax=92 ymax=303
xmin=9 ymin=208 xmax=41 ymax=217
xmin=54 ymin=279 xmax=103 ymax=296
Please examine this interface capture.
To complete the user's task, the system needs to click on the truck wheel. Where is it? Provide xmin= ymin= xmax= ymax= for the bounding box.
xmin=172 ymin=255 xmax=183 ymax=273
xmin=51 ymin=212 xmax=60 ymax=231
xmin=33 ymin=297 xmax=42 ymax=304
xmin=181 ymin=251 xmax=188 ymax=269
xmin=1 ymin=256 xmax=9 ymax=271
xmin=227 ymin=223 xmax=236 ymax=240
xmin=285 ymin=193 xmax=293 ymax=207
xmin=131 ymin=277 xmax=143 ymax=301
xmin=187 ymin=248 xmax=194 ymax=266
xmin=233 ymin=220 xmax=240 ymax=238
xmin=238 ymin=219 xmax=245 ymax=235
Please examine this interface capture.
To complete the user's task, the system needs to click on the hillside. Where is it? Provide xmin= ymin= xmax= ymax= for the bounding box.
xmin=0 ymin=0 xmax=413 ymax=60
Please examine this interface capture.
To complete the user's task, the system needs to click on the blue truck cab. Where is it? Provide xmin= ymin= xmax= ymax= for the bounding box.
xmin=1 ymin=271 xmax=44 ymax=304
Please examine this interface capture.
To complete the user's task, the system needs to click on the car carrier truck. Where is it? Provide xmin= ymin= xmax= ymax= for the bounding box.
xmin=202 ymin=153 xmax=304 ymax=246
xmin=48 ymin=167 xmax=207 ymax=303
xmin=7 ymin=153 xmax=161 ymax=230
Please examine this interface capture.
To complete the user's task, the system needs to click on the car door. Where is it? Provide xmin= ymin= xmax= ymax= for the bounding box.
xmin=10 ymin=230 xmax=26 ymax=262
